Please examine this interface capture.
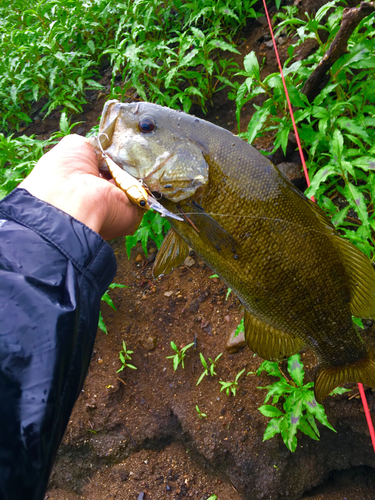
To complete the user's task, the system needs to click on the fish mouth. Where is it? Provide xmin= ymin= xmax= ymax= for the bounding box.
xmin=143 ymin=153 xmax=174 ymax=182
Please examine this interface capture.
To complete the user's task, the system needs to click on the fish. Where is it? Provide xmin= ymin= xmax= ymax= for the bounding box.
xmin=90 ymin=99 xmax=375 ymax=403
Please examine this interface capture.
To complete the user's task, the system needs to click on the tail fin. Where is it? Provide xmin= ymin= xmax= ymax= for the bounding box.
xmin=314 ymin=352 xmax=375 ymax=403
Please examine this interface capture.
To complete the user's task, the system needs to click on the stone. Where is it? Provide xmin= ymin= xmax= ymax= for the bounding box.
xmin=226 ymin=327 xmax=246 ymax=353
xmin=144 ymin=336 xmax=157 ymax=351
xmin=184 ymin=256 xmax=195 ymax=267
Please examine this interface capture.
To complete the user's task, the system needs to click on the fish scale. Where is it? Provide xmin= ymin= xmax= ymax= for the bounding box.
xmin=91 ymin=100 xmax=375 ymax=402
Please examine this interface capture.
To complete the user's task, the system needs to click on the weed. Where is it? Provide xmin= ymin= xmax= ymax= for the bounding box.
xmin=125 ymin=210 xmax=170 ymax=259
xmin=231 ymin=3 xmax=375 ymax=259
xmin=207 ymin=495 xmax=218 ymax=500
xmin=256 ymin=354 xmax=350 ymax=452
xmin=117 ymin=340 xmax=137 ymax=372
xmin=209 ymin=274 xmax=232 ymax=300
xmin=196 ymin=352 xmax=223 ymax=385
xmin=99 ymin=283 xmax=128 ymax=334
xmin=195 ymin=405 xmax=207 ymax=418
xmin=219 ymin=368 xmax=246 ymax=396
xmin=166 ymin=341 xmax=195 ymax=371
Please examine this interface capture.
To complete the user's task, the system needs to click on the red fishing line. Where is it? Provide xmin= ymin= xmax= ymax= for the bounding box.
xmin=261 ymin=0 xmax=375 ymax=453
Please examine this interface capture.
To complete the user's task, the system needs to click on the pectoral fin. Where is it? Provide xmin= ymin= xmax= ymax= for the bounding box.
xmin=152 ymin=229 xmax=189 ymax=278
xmin=314 ymin=349 xmax=375 ymax=402
xmin=244 ymin=310 xmax=304 ymax=361
xmin=179 ymin=200 xmax=237 ymax=255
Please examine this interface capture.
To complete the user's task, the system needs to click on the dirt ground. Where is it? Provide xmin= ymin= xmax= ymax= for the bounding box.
xmin=15 ymin=6 xmax=375 ymax=500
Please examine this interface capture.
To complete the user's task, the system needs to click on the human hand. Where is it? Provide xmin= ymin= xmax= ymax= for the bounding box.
xmin=19 ymin=134 xmax=144 ymax=240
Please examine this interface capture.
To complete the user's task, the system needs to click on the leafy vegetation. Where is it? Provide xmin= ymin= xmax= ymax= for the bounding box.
xmin=125 ymin=210 xmax=171 ymax=258
xmin=256 ymin=354 xmax=349 ymax=452
xmin=117 ymin=340 xmax=137 ymax=372
xmin=166 ymin=341 xmax=195 ymax=370
xmin=196 ymin=352 xmax=223 ymax=385
xmin=99 ymin=283 xmax=128 ymax=334
xmin=1 ymin=0 xmax=261 ymax=132
xmin=231 ymin=1 xmax=375 ymax=259
xmin=219 ymin=368 xmax=246 ymax=396
xmin=195 ymin=405 xmax=207 ymax=418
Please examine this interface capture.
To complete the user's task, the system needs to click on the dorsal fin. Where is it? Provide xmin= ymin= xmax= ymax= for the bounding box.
xmin=244 ymin=310 xmax=304 ymax=361
xmin=152 ymin=229 xmax=189 ymax=278
xmin=334 ymin=236 xmax=375 ymax=319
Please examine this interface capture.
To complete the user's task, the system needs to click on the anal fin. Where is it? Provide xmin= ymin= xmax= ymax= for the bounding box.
xmin=314 ymin=350 xmax=375 ymax=403
xmin=152 ymin=229 xmax=189 ymax=278
xmin=244 ymin=310 xmax=304 ymax=361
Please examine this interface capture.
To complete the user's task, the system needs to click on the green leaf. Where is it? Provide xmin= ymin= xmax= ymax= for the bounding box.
xmin=331 ymin=205 xmax=350 ymax=227
xmin=258 ymin=405 xmax=284 ymax=418
xmin=331 ymin=129 xmax=344 ymax=162
xmin=305 ymin=166 xmax=337 ymax=199
xmin=343 ymin=182 xmax=370 ymax=228
xmin=243 ymin=52 xmax=260 ymax=81
xmin=288 ymin=354 xmax=304 ymax=387
xmin=263 ymin=417 xmax=282 ymax=441
xmin=87 ymin=40 xmax=95 ymax=54
xmin=298 ymin=415 xmax=319 ymax=440
xmin=98 ymin=311 xmax=108 ymax=334
xmin=352 ymin=316 xmax=364 ymax=329
xmin=247 ymin=106 xmax=270 ymax=144
xmin=352 ymin=156 xmax=375 ymax=171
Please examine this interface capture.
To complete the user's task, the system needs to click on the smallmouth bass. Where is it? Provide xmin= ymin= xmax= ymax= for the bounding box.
xmin=91 ymin=100 xmax=375 ymax=402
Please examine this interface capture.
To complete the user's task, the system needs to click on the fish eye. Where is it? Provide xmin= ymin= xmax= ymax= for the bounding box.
xmin=138 ymin=116 xmax=156 ymax=133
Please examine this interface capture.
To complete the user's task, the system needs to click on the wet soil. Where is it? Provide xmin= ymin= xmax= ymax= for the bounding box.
xmin=14 ymin=6 xmax=375 ymax=500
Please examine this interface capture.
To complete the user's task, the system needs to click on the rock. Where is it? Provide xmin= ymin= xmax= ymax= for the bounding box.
xmin=226 ymin=327 xmax=246 ymax=353
xmin=135 ymin=253 xmax=143 ymax=262
xmin=137 ymin=493 xmax=145 ymax=500
xmin=188 ymin=299 xmax=199 ymax=314
xmin=164 ymin=291 xmax=173 ymax=297
xmin=144 ymin=336 xmax=157 ymax=351
xmin=184 ymin=256 xmax=195 ymax=267
xmin=276 ymin=162 xmax=305 ymax=187
xmin=265 ymin=40 xmax=274 ymax=49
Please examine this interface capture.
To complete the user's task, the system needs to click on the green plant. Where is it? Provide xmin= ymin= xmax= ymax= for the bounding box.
xmin=196 ymin=352 xmax=223 ymax=385
xmin=1 ymin=0 xmax=261 ymax=131
xmin=207 ymin=495 xmax=218 ymax=500
xmin=166 ymin=341 xmax=195 ymax=371
xmin=99 ymin=283 xmax=128 ymax=334
xmin=125 ymin=210 xmax=171 ymax=258
xmin=231 ymin=3 xmax=375 ymax=259
xmin=117 ymin=340 xmax=137 ymax=372
xmin=195 ymin=405 xmax=207 ymax=418
xmin=256 ymin=354 xmax=349 ymax=452
xmin=209 ymin=274 xmax=232 ymax=300
xmin=219 ymin=368 xmax=246 ymax=396
xmin=0 ymin=112 xmax=87 ymax=200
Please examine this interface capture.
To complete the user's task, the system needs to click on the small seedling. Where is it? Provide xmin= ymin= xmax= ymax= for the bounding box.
xmin=117 ymin=341 xmax=137 ymax=372
xmin=256 ymin=354 xmax=350 ymax=452
xmin=195 ymin=405 xmax=207 ymax=418
xmin=219 ymin=368 xmax=246 ymax=396
xmin=166 ymin=341 xmax=195 ymax=371
xmin=209 ymin=274 xmax=232 ymax=299
xmin=196 ymin=352 xmax=223 ymax=385
xmin=207 ymin=495 xmax=218 ymax=500
xmin=99 ymin=283 xmax=128 ymax=334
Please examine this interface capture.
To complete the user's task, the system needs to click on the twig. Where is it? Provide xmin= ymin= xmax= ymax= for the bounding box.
xmin=302 ymin=2 xmax=375 ymax=102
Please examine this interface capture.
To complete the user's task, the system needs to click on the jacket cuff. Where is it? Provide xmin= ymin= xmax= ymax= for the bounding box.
xmin=0 ymin=188 xmax=117 ymax=293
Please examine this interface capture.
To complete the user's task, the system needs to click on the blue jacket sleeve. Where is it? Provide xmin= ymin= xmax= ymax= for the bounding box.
xmin=0 ymin=188 xmax=117 ymax=500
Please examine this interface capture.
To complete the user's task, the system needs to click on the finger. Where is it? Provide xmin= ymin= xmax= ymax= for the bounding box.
xmin=99 ymin=184 xmax=144 ymax=240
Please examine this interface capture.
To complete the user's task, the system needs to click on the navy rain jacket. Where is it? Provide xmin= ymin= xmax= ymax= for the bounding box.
xmin=0 ymin=188 xmax=117 ymax=500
